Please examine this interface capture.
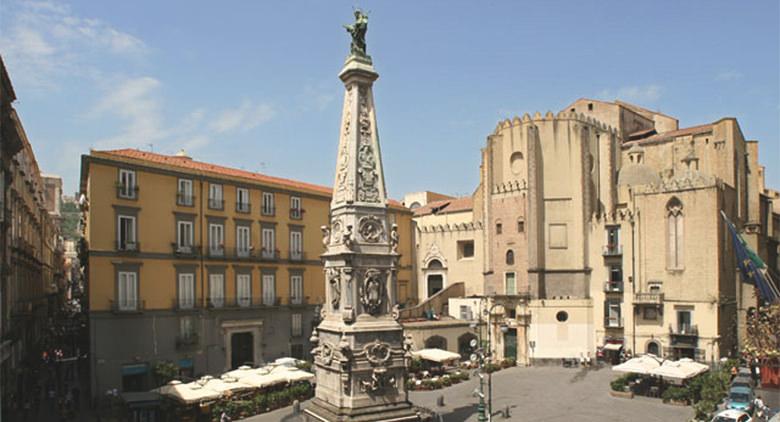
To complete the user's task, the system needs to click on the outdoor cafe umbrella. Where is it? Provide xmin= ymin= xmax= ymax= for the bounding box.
xmin=152 ymin=380 xmax=221 ymax=405
xmin=649 ymin=358 xmax=708 ymax=382
xmin=411 ymin=348 xmax=462 ymax=364
xmin=612 ymin=354 xmax=663 ymax=375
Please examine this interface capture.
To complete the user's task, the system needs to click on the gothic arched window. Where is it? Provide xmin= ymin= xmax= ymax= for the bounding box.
xmin=667 ymin=197 xmax=684 ymax=270
xmin=505 ymin=250 xmax=515 ymax=265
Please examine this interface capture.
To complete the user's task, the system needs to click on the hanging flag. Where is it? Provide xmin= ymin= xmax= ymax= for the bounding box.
xmin=721 ymin=211 xmax=780 ymax=304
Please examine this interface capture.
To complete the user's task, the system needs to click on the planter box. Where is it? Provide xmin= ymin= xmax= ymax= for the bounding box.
xmin=609 ymin=390 xmax=634 ymax=399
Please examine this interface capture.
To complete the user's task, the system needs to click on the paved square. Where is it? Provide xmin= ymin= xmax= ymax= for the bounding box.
xmin=244 ymin=365 xmax=695 ymax=421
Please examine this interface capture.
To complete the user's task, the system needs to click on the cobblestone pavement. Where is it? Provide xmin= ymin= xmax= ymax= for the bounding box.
xmin=243 ymin=365 xmax=695 ymax=421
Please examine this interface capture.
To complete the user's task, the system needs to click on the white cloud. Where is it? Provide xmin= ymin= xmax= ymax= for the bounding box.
xmin=715 ymin=70 xmax=743 ymax=81
xmin=597 ymin=85 xmax=663 ymax=103
xmin=209 ymin=100 xmax=276 ymax=133
xmin=91 ymin=77 xmax=165 ymax=149
xmin=0 ymin=0 xmax=147 ymax=89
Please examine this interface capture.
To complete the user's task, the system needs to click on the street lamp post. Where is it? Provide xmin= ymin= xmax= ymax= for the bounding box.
xmin=482 ymin=298 xmax=508 ymax=421
xmin=469 ymin=321 xmax=487 ymax=422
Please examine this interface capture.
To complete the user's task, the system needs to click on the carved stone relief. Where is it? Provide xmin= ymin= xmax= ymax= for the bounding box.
xmin=335 ymin=86 xmax=353 ymax=203
xmin=356 ymin=87 xmax=380 ymax=203
xmin=390 ymin=223 xmax=399 ymax=253
xmin=327 ymin=268 xmax=341 ymax=309
xmin=360 ymin=269 xmax=384 ymax=315
xmin=358 ymin=215 xmax=384 ymax=242
xmin=360 ymin=368 xmax=396 ymax=394
xmin=363 ymin=339 xmax=392 ymax=365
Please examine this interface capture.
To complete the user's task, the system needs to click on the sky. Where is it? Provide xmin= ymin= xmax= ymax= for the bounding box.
xmin=1 ymin=0 xmax=778 ymax=199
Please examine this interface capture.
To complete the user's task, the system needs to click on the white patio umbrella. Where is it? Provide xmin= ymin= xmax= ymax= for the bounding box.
xmin=153 ymin=380 xmax=222 ymax=404
xmin=411 ymin=348 xmax=462 ymax=364
xmin=649 ymin=358 xmax=709 ymax=382
xmin=282 ymin=367 xmax=315 ymax=384
xmin=612 ymin=354 xmax=663 ymax=375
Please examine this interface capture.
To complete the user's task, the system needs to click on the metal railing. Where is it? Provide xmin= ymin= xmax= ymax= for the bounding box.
xmin=604 ymin=316 xmax=624 ymax=328
xmin=208 ymin=198 xmax=224 ymax=210
xmin=259 ymin=249 xmax=280 ymax=261
xmin=116 ymin=184 xmax=139 ymax=199
xmin=602 ymin=244 xmax=623 ymax=256
xmin=116 ymin=241 xmax=139 ymax=252
xmin=289 ymin=250 xmax=306 ymax=261
xmin=110 ymin=299 xmax=145 ymax=313
xmin=261 ymin=206 xmax=275 ymax=216
xmin=176 ymin=193 xmax=195 ymax=206
xmin=236 ymin=202 xmax=251 ymax=213
xmin=670 ymin=324 xmax=699 ymax=336
xmin=634 ymin=292 xmax=664 ymax=304
xmin=604 ymin=280 xmax=624 ymax=293
xmin=207 ymin=246 xmax=225 ymax=258
xmin=289 ymin=208 xmax=304 ymax=220
xmin=172 ymin=298 xmax=200 ymax=311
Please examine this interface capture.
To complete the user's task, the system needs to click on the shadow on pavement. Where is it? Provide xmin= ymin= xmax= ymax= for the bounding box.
xmin=437 ymin=404 xmax=477 ymax=422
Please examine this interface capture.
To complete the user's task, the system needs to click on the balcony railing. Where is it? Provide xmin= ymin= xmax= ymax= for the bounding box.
xmin=208 ymin=198 xmax=224 ymax=210
xmin=116 ymin=241 xmax=139 ymax=252
xmin=175 ymin=333 xmax=199 ymax=349
xmin=290 ymin=208 xmax=304 ymax=220
xmin=670 ymin=324 xmax=698 ymax=336
xmin=116 ymin=184 xmax=138 ymax=199
xmin=260 ymin=249 xmax=280 ymax=261
xmin=176 ymin=193 xmax=195 ymax=206
xmin=172 ymin=298 xmax=200 ymax=311
xmin=287 ymin=295 xmax=309 ymax=306
xmin=669 ymin=324 xmax=699 ymax=348
xmin=289 ymin=250 xmax=305 ymax=261
xmin=604 ymin=280 xmax=624 ymax=293
xmin=604 ymin=316 xmax=624 ymax=328
xmin=261 ymin=206 xmax=275 ymax=216
xmin=634 ymin=292 xmax=664 ymax=305
xmin=208 ymin=246 xmax=225 ymax=258
xmin=172 ymin=243 xmax=199 ymax=257
xmin=236 ymin=202 xmax=251 ymax=213
xmin=110 ymin=299 xmax=145 ymax=313
xmin=262 ymin=296 xmax=280 ymax=307
xmin=206 ymin=297 xmax=226 ymax=309
xmin=602 ymin=244 xmax=623 ymax=257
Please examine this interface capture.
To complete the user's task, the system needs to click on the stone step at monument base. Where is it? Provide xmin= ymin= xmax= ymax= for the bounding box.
xmin=304 ymin=397 xmax=433 ymax=422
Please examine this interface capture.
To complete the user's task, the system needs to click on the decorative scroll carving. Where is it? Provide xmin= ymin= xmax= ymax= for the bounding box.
xmin=360 ymin=368 xmax=396 ymax=394
xmin=358 ymin=215 xmax=383 ymax=243
xmin=363 ymin=340 xmax=392 ymax=365
xmin=390 ymin=223 xmax=399 ymax=253
xmin=356 ymin=87 xmax=380 ymax=203
xmin=321 ymin=225 xmax=330 ymax=249
xmin=335 ymin=86 xmax=353 ymax=203
xmin=360 ymin=269 xmax=384 ymax=315
xmin=327 ymin=268 xmax=341 ymax=310
xmin=317 ymin=342 xmax=335 ymax=366
xmin=343 ymin=225 xmax=354 ymax=250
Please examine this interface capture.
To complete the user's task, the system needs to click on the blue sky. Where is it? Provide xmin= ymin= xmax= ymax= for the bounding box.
xmin=2 ymin=0 xmax=778 ymax=198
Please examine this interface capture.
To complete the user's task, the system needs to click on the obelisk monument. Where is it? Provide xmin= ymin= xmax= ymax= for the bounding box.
xmin=304 ymin=10 xmax=426 ymax=422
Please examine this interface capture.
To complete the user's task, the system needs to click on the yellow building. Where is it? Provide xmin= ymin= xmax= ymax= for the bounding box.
xmin=79 ymin=148 xmax=415 ymax=394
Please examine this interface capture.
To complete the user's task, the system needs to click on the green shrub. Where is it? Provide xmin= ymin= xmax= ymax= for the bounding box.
xmin=295 ymin=361 xmax=313 ymax=372
xmin=661 ymin=386 xmax=690 ymax=403
xmin=484 ymin=363 xmax=501 ymax=373
xmin=693 ymin=399 xmax=717 ymax=420
xmin=610 ymin=374 xmax=633 ymax=392
xmin=409 ymin=358 xmax=423 ymax=373
xmin=502 ymin=358 xmax=516 ymax=368
xmin=441 ymin=376 xmax=452 ymax=387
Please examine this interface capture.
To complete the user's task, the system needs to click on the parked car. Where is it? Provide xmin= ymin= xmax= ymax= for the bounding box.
xmin=731 ymin=374 xmax=755 ymax=389
xmin=711 ymin=409 xmax=752 ymax=422
xmin=725 ymin=386 xmax=754 ymax=413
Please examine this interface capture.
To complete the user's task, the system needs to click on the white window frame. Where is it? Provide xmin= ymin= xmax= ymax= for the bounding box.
xmin=209 ymin=274 xmax=225 ymax=308
xmin=118 ymin=169 xmax=136 ymax=198
xmin=177 ymin=221 xmax=193 ymax=252
xmin=117 ymin=215 xmax=137 ymax=250
xmin=504 ymin=272 xmax=516 ymax=295
xmin=290 ymin=274 xmax=303 ymax=304
xmin=178 ymin=179 xmax=193 ymax=205
xmin=209 ymin=223 xmax=224 ymax=256
xmin=607 ymin=301 xmax=622 ymax=327
xmin=262 ymin=227 xmax=275 ymax=258
xmin=236 ymin=225 xmax=251 ymax=257
xmin=290 ymin=230 xmax=303 ymax=260
xmin=236 ymin=274 xmax=251 ymax=307
xmin=178 ymin=273 xmax=195 ymax=309
xmin=262 ymin=192 xmax=275 ymax=215
xmin=209 ymin=183 xmax=223 ymax=209
xmin=117 ymin=271 xmax=138 ymax=311
xmin=291 ymin=313 xmax=302 ymax=337
xmin=290 ymin=196 xmax=302 ymax=219
xmin=262 ymin=274 xmax=276 ymax=305
xmin=236 ymin=187 xmax=250 ymax=212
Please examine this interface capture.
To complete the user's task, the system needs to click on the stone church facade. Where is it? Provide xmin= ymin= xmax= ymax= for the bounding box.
xmin=409 ymin=98 xmax=777 ymax=365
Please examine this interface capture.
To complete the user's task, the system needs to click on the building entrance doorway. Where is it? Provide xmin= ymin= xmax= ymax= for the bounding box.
xmin=504 ymin=328 xmax=517 ymax=360
xmin=427 ymin=274 xmax=443 ymax=297
xmin=231 ymin=332 xmax=254 ymax=369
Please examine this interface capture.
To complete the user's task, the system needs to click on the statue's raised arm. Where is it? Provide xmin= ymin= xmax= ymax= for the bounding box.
xmin=344 ymin=9 xmax=368 ymax=57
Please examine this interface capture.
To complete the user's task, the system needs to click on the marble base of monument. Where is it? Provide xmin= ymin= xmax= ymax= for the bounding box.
xmin=303 ymin=398 xmax=432 ymax=422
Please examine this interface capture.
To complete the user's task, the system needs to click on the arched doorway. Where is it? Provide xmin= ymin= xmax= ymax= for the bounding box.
xmin=425 ymin=259 xmax=445 ymax=298
xmin=646 ymin=340 xmax=660 ymax=357
xmin=425 ymin=335 xmax=447 ymax=350
xmin=458 ymin=333 xmax=478 ymax=359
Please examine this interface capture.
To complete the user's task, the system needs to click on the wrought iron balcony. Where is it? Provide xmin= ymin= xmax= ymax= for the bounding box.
xmin=602 ymin=244 xmax=623 ymax=257
xmin=236 ymin=202 xmax=251 ymax=213
xmin=176 ymin=193 xmax=195 ymax=206
xmin=604 ymin=316 xmax=624 ymax=328
xmin=289 ymin=250 xmax=306 ymax=261
xmin=116 ymin=184 xmax=138 ymax=199
xmin=604 ymin=280 xmax=624 ymax=293
xmin=287 ymin=296 xmax=309 ymax=306
xmin=207 ymin=246 xmax=225 ymax=258
xmin=208 ymin=198 xmax=224 ymax=210
xmin=171 ymin=298 xmax=200 ymax=311
xmin=290 ymin=208 xmax=304 ymax=220
xmin=110 ymin=299 xmax=145 ymax=313
xmin=634 ymin=292 xmax=664 ymax=305
xmin=116 ymin=241 xmax=139 ymax=253
xmin=172 ymin=243 xmax=199 ymax=257
xmin=259 ymin=248 xmax=280 ymax=261
xmin=669 ymin=324 xmax=699 ymax=348
xmin=261 ymin=206 xmax=275 ymax=216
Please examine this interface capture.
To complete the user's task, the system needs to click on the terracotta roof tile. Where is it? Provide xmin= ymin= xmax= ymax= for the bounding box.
xmin=413 ymin=196 xmax=473 ymax=217
xmin=624 ymin=123 xmax=713 ymax=146
xmin=93 ymin=148 xmax=406 ymax=208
